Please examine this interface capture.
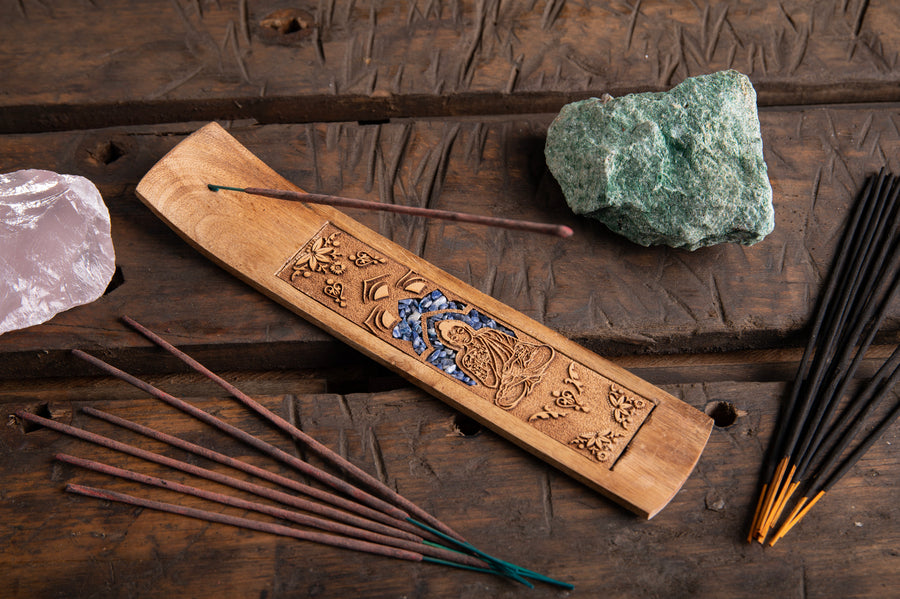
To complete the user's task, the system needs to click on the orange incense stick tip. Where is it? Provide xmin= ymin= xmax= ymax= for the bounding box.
xmin=769 ymin=491 xmax=825 ymax=546
xmin=747 ymin=483 xmax=768 ymax=543
xmin=762 ymin=464 xmax=797 ymax=537
xmin=755 ymin=459 xmax=789 ymax=540
xmin=769 ymin=496 xmax=809 ymax=546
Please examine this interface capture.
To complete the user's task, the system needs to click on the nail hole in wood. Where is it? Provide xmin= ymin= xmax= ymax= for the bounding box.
xmin=705 ymin=401 xmax=738 ymax=428
xmin=19 ymin=404 xmax=52 ymax=433
xmin=260 ymin=9 xmax=314 ymax=34
xmin=88 ymin=140 xmax=125 ymax=166
xmin=453 ymin=414 xmax=482 ymax=437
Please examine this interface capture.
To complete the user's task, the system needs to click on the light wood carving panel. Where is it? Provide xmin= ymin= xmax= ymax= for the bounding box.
xmin=135 ymin=122 xmax=712 ymax=517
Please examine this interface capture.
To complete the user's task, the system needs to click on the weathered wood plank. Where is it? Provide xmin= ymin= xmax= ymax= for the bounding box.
xmin=2 ymin=105 xmax=900 ymax=378
xmin=1 ymin=1 xmax=899 ymax=132
xmin=2 ymin=383 xmax=897 ymax=598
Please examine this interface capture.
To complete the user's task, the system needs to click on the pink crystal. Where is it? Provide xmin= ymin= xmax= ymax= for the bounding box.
xmin=1 ymin=169 xmax=115 ymax=335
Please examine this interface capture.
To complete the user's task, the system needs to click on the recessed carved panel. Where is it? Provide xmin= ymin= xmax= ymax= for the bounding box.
xmin=277 ymin=223 xmax=655 ymax=467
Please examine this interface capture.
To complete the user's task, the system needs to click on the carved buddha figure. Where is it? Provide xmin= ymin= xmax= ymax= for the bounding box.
xmin=436 ymin=320 xmax=555 ymax=410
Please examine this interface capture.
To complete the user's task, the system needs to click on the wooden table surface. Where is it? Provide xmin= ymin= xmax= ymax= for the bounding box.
xmin=1 ymin=2 xmax=898 ymax=597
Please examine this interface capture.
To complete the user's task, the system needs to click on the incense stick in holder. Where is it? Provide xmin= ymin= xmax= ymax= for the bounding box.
xmin=208 ymin=184 xmax=574 ymax=238
xmin=135 ymin=122 xmax=712 ymax=518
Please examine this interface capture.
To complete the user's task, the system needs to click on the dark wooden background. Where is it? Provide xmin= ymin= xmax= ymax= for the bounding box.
xmin=1 ymin=1 xmax=898 ymax=597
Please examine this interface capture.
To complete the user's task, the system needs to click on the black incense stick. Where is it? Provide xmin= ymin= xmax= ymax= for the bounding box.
xmin=751 ymin=171 xmax=900 ymax=543
xmin=815 ymin=399 xmax=900 ymax=496
xmin=771 ymin=399 xmax=900 ymax=544
xmin=795 ymin=245 xmax=900 ymax=476
xmin=808 ymin=345 xmax=900 ymax=475
xmin=749 ymin=173 xmax=883 ymax=539
xmin=759 ymin=173 xmax=891 ymax=537
xmin=770 ymin=353 xmax=900 ymax=544
xmin=791 ymin=177 xmax=900 ymax=472
xmin=207 ymin=184 xmax=574 ymax=238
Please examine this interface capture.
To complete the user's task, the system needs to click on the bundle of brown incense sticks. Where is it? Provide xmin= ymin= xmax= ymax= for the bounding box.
xmin=16 ymin=317 xmax=571 ymax=590
xmin=750 ymin=171 xmax=900 ymax=545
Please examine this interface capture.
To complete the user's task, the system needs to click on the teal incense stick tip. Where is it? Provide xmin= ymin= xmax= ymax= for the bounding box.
xmin=207 ymin=184 xmax=245 ymax=192
xmin=409 ymin=518 xmax=574 ymax=590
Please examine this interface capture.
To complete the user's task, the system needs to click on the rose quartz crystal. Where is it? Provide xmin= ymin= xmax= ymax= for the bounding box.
xmin=0 ymin=169 xmax=115 ymax=335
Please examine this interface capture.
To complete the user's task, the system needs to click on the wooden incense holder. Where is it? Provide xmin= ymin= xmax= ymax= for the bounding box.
xmin=135 ymin=122 xmax=712 ymax=518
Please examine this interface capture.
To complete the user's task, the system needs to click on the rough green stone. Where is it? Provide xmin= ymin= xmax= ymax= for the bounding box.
xmin=545 ymin=70 xmax=774 ymax=251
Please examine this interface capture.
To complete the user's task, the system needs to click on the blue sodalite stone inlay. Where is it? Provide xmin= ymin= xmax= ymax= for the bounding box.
xmin=392 ymin=289 xmax=516 ymax=385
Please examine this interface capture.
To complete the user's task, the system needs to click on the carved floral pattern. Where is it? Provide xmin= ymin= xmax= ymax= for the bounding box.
xmin=608 ymin=384 xmax=646 ymax=430
xmin=570 ymin=430 xmax=626 ymax=463
xmin=278 ymin=222 xmax=656 ymax=471
xmin=529 ymin=362 xmax=590 ymax=421
xmin=289 ymin=232 xmax=345 ymax=279
xmin=350 ymin=251 xmax=386 ymax=268
xmin=323 ymin=278 xmax=347 ymax=307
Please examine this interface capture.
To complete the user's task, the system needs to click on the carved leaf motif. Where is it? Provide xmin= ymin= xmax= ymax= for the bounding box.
xmin=551 ymin=388 xmax=590 ymax=413
xmin=541 ymin=361 xmax=590 ymax=418
xmin=528 ymin=405 xmax=568 ymax=421
xmin=570 ymin=430 xmax=625 ymax=462
xmin=564 ymin=361 xmax=584 ymax=394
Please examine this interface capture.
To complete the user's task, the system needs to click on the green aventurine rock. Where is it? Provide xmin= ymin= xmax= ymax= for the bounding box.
xmin=545 ymin=70 xmax=774 ymax=250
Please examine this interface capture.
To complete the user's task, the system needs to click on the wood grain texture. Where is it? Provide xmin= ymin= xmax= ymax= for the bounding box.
xmin=132 ymin=122 xmax=711 ymax=517
xmin=2 ymin=1 xmax=899 ymax=132
xmin=2 ymin=383 xmax=896 ymax=598
xmin=1 ymin=2 xmax=897 ymax=596
xmin=2 ymin=108 xmax=900 ymax=377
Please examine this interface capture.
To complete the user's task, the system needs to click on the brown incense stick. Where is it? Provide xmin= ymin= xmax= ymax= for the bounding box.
xmin=65 ymin=482 xmax=428 ymax=562
xmin=120 ymin=315 xmax=464 ymax=542
xmin=17 ymin=412 xmax=568 ymax=588
xmin=81 ymin=405 xmax=423 ymax=537
xmin=71 ymin=349 xmax=410 ymax=523
xmin=207 ymin=184 xmax=574 ymax=239
xmin=17 ymin=410 xmax=418 ymax=542
xmin=64 ymin=484 xmax=524 ymax=581
xmin=55 ymin=453 xmax=487 ymax=569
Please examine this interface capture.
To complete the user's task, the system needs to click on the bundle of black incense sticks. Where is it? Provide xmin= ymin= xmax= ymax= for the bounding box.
xmin=17 ymin=317 xmax=572 ymax=590
xmin=750 ymin=171 xmax=900 ymax=545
